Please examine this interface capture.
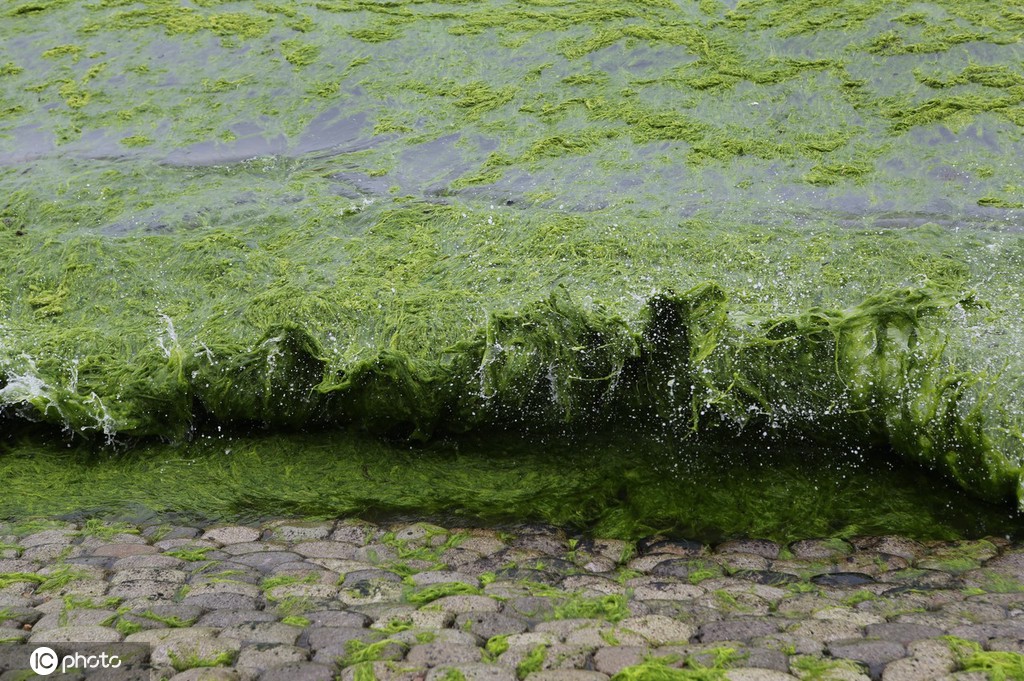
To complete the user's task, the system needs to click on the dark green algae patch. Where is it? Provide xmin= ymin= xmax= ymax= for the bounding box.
xmin=2 ymin=0 xmax=1024 ymax=537
xmin=2 ymin=428 xmax=1022 ymax=543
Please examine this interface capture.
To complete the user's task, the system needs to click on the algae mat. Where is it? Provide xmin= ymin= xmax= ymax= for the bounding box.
xmin=2 ymin=0 xmax=1024 ymax=529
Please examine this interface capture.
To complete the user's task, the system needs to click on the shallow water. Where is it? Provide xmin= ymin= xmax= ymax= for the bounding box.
xmin=2 ymin=0 xmax=1024 ymax=535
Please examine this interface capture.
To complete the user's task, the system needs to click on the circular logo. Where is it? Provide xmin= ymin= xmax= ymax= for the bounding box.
xmin=29 ymin=646 xmax=59 ymax=676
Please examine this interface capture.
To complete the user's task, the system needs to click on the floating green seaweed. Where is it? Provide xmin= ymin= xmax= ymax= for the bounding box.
xmin=1 ymin=0 xmax=1024 ymax=538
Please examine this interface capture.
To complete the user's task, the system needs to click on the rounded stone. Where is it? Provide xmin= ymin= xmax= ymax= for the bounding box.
xmin=257 ymin=662 xmax=336 ymax=681
xmin=717 ymin=540 xmax=781 ymax=560
xmin=92 ymin=544 xmax=159 ymax=558
xmin=30 ymin=625 xmax=124 ymax=643
xmin=203 ymin=526 xmax=261 ymax=545
xmin=454 ymin=612 xmax=529 ymax=639
xmin=618 ymin=615 xmax=695 ymax=645
xmin=171 ymin=669 xmax=241 ymax=681
xmin=431 ymin=595 xmax=502 ymax=614
xmin=406 ymin=643 xmax=483 ymax=667
xmin=790 ymin=539 xmax=853 ymax=559
xmin=426 ymin=663 xmax=517 ymax=681
xmin=827 ymin=638 xmax=906 ymax=678
xmin=236 ymin=643 xmax=309 ymax=670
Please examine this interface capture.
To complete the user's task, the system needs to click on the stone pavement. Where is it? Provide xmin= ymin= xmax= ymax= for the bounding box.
xmin=2 ymin=518 xmax=1024 ymax=680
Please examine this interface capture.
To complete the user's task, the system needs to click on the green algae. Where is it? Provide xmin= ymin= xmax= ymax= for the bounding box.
xmin=946 ymin=637 xmax=1024 ymax=681
xmin=1 ymin=192 xmax=1023 ymax=509
xmin=2 ymin=0 xmax=1024 ymax=536
xmin=552 ymin=594 xmax=629 ymax=622
xmin=1 ymin=427 xmax=1020 ymax=543
xmin=281 ymin=39 xmax=319 ymax=68
xmin=612 ymin=647 xmax=742 ymax=680
xmin=516 ymin=645 xmax=547 ymax=679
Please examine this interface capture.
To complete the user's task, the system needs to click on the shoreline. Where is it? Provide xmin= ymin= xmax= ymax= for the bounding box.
xmin=2 ymin=517 xmax=1024 ymax=680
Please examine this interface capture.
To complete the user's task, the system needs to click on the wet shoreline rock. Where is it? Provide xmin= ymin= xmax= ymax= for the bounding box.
xmin=1 ymin=519 xmax=1022 ymax=680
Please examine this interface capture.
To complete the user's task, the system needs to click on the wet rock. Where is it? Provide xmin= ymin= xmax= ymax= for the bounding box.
xmin=585 ymin=539 xmax=632 ymax=564
xmin=717 ymin=540 xmax=781 ymax=560
xmin=268 ymin=522 xmax=334 ymax=543
xmin=20 ymin=529 xmax=77 ymax=547
xmin=628 ymin=554 xmax=682 ymax=573
xmin=304 ymin=625 xmax=383 ymax=653
xmin=144 ymin=526 xmax=201 ymax=542
xmin=838 ymin=552 xmax=910 ymax=578
xmin=648 ymin=558 xmax=720 ymax=581
xmin=219 ymin=622 xmax=303 ymax=646
xmin=113 ymin=554 xmax=187 ymax=571
xmin=521 ymin=671 xmax=609 ymax=680
xmin=499 ymin=644 xmax=593 ymax=673
xmin=734 ymin=647 xmax=789 ymax=673
xmin=455 ymin=612 xmax=529 ymax=639
xmin=631 ymin=580 xmax=705 ymax=603
xmin=203 ymin=527 xmax=261 ymax=545
xmin=618 ymin=615 xmax=694 ymax=645
xmin=940 ymin=601 xmax=1007 ymax=623
xmin=563 ymin=623 xmax=646 ymax=647
xmin=406 ymin=642 xmax=483 ymax=666
xmin=92 ymin=543 xmax=159 ymax=558
xmin=257 ymin=662 xmax=336 ymax=681
xmin=29 ymin=625 xmax=123 ymax=643
xmin=864 ymin=622 xmax=944 ymax=644
xmin=724 ymin=670 xmax=797 ymax=681
xmin=753 ymin=633 xmax=824 ymax=656
xmin=458 ymin=536 xmax=506 ymax=557
xmin=985 ymin=637 xmax=1024 ymax=654
xmin=592 ymin=646 xmax=649 ymax=675
xmin=411 ymin=571 xmax=480 ymax=587
xmin=881 ymin=638 xmax=956 ymax=681
xmin=787 ymin=618 xmax=867 ymax=642
xmin=292 ymin=542 xmax=358 ymax=560
xmin=494 ymin=567 xmax=561 ymax=585
xmin=229 ymin=552 xmax=303 ymax=572
xmin=303 ymin=610 xmax=371 ymax=628
xmin=183 ymin=592 xmax=260 ymax=611
xmin=732 ymin=570 xmax=800 ymax=586
xmin=112 ymin=568 xmax=187 ymax=585
xmin=34 ymin=608 xmax=118 ymax=632
xmin=432 ymin=595 xmax=502 ymax=614
xmin=827 ymin=638 xmax=906 ymax=679
xmin=511 ymin=533 xmax=566 ymax=556
xmin=0 ymin=606 xmax=41 ymax=626
xmin=341 ymin=569 xmax=402 ymax=587
xmin=197 ymin=611 xmax=279 ymax=628
xmin=699 ymin=618 xmax=782 ymax=642
xmin=330 ymin=521 xmax=377 ymax=546
xmin=503 ymin=596 xmax=557 ymax=621
xmin=425 ymin=663 xmax=516 ymax=681
xmin=215 ymin=543 xmax=280 ymax=557
xmin=171 ymin=669 xmax=240 ymax=681
xmin=811 ymin=573 xmax=876 ymax=588
xmin=948 ymin=621 xmax=1024 ymax=643
xmin=850 ymin=537 xmax=924 ymax=562
xmin=879 ymin=569 xmax=960 ymax=589
xmin=108 ymin=579 xmax=180 ymax=601
xmin=355 ymin=544 xmax=399 ymax=564
xmin=338 ymin=662 xmax=421 ymax=681
xmin=638 ymin=538 xmax=703 ymax=557
xmin=719 ymin=554 xmax=772 ymax=572
xmin=559 ymin=575 xmax=622 ymax=596
xmin=790 ymin=539 xmax=853 ymax=560
xmin=236 ymin=643 xmax=309 ymax=675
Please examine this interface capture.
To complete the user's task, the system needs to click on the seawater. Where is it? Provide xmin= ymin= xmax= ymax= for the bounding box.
xmin=1 ymin=0 xmax=1024 ymax=538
